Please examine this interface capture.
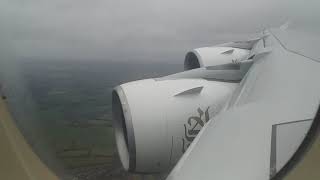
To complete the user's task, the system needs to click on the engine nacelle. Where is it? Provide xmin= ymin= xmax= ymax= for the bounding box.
xmin=184 ymin=47 xmax=250 ymax=70
xmin=112 ymin=78 xmax=237 ymax=173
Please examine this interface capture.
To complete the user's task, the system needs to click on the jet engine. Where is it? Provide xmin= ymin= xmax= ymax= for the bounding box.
xmin=184 ymin=47 xmax=250 ymax=70
xmin=112 ymin=78 xmax=237 ymax=173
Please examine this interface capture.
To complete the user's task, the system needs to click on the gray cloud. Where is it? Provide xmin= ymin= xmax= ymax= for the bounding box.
xmin=1 ymin=0 xmax=320 ymax=62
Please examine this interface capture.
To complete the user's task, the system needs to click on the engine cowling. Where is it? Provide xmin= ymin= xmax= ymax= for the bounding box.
xmin=112 ymin=78 xmax=237 ymax=173
xmin=184 ymin=47 xmax=250 ymax=70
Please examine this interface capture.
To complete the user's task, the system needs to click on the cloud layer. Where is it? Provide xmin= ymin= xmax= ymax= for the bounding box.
xmin=1 ymin=0 xmax=319 ymax=62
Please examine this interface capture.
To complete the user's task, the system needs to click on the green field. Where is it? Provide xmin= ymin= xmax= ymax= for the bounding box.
xmin=19 ymin=60 xmax=180 ymax=179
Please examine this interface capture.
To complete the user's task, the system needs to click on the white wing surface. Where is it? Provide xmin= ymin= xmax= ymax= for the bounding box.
xmin=166 ymin=28 xmax=320 ymax=180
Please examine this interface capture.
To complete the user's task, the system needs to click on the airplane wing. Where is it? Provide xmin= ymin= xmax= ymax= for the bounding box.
xmin=166 ymin=29 xmax=320 ymax=180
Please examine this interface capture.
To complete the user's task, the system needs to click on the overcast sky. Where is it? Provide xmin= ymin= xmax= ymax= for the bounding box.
xmin=1 ymin=0 xmax=319 ymax=62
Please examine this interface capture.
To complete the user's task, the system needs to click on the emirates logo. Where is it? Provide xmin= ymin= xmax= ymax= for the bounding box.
xmin=182 ymin=107 xmax=210 ymax=152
